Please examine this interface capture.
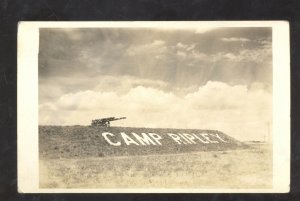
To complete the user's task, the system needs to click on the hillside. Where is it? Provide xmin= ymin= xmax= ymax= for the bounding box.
xmin=39 ymin=126 xmax=248 ymax=159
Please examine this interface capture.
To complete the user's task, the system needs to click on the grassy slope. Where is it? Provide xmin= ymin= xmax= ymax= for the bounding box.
xmin=39 ymin=126 xmax=272 ymax=189
xmin=39 ymin=126 xmax=247 ymax=159
xmin=40 ymin=144 xmax=272 ymax=189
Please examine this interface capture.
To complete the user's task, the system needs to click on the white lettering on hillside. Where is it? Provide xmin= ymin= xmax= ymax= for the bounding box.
xmin=178 ymin=133 xmax=193 ymax=144
xmin=132 ymin=132 xmax=157 ymax=145
xmin=183 ymin=133 xmax=197 ymax=144
xmin=120 ymin=132 xmax=140 ymax=146
xmin=101 ymin=132 xmax=229 ymax=146
xmin=210 ymin=133 xmax=228 ymax=142
xmin=192 ymin=133 xmax=209 ymax=143
xmin=148 ymin=133 xmax=162 ymax=145
xmin=102 ymin=132 xmax=121 ymax=146
xmin=167 ymin=133 xmax=183 ymax=144
xmin=200 ymin=133 xmax=219 ymax=143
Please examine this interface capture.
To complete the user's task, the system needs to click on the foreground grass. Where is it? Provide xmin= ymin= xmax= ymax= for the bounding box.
xmin=40 ymin=144 xmax=272 ymax=189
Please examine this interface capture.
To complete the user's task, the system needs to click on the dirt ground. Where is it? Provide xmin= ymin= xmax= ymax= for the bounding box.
xmin=39 ymin=143 xmax=272 ymax=189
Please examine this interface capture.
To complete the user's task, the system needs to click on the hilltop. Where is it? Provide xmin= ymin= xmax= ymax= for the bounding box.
xmin=39 ymin=126 xmax=248 ymax=159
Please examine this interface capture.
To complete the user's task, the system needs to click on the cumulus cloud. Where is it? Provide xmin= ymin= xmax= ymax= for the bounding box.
xmin=39 ymin=81 xmax=272 ymax=141
xmin=221 ymin=37 xmax=250 ymax=42
xmin=39 ymin=75 xmax=170 ymax=102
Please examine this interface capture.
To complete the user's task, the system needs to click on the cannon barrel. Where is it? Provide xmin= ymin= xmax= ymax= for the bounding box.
xmin=110 ymin=117 xmax=126 ymax=121
xmin=91 ymin=116 xmax=126 ymax=127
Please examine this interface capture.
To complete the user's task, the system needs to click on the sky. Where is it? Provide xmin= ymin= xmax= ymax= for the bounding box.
xmin=38 ymin=27 xmax=272 ymax=141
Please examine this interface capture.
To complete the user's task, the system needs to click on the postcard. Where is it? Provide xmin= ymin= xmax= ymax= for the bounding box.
xmin=17 ymin=21 xmax=290 ymax=193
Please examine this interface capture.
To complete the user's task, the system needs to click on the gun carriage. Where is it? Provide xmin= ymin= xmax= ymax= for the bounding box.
xmin=91 ymin=117 xmax=126 ymax=127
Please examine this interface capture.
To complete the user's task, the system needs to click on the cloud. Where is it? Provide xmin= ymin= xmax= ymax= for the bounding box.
xmin=39 ymin=28 xmax=272 ymax=91
xmin=126 ymin=40 xmax=167 ymax=56
xmin=39 ymin=37 xmax=272 ymax=110
xmin=184 ymin=82 xmax=247 ymax=110
xmin=204 ymin=45 xmax=272 ymax=63
xmin=174 ymin=39 xmax=271 ymax=65
xmin=39 ymin=81 xmax=272 ymax=141
xmin=56 ymin=90 xmax=119 ymax=110
xmin=221 ymin=37 xmax=250 ymax=42
xmin=39 ymin=75 xmax=170 ymax=104
xmin=195 ymin=27 xmax=218 ymax=34
xmin=175 ymin=43 xmax=196 ymax=53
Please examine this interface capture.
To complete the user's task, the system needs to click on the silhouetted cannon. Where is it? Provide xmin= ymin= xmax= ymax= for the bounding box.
xmin=91 ymin=117 xmax=126 ymax=127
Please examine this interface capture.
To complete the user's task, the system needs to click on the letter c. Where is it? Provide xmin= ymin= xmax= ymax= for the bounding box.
xmin=102 ymin=132 xmax=121 ymax=146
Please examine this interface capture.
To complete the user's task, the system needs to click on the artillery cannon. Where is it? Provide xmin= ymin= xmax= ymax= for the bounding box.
xmin=91 ymin=117 xmax=126 ymax=127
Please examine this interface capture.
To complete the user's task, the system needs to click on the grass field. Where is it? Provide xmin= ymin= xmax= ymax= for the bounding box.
xmin=39 ymin=126 xmax=272 ymax=189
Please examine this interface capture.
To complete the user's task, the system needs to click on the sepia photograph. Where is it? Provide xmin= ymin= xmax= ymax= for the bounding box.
xmin=17 ymin=21 xmax=290 ymax=193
